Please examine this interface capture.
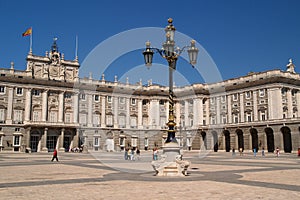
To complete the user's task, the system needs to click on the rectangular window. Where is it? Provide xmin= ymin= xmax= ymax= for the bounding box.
xmin=93 ymin=114 xmax=100 ymax=126
xmin=64 ymin=93 xmax=72 ymax=98
xmin=0 ymin=86 xmax=5 ymax=93
xmin=79 ymin=114 xmax=87 ymax=124
xmin=80 ymin=93 xmax=86 ymax=100
xmin=245 ymin=91 xmax=251 ymax=99
xmin=106 ymin=115 xmax=113 ymax=127
xmin=144 ymin=138 xmax=148 ymax=147
xmin=261 ymin=112 xmax=266 ymax=121
xmin=33 ymin=111 xmax=40 ymax=121
xmin=222 ymin=115 xmax=227 ymax=124
xmin=14 ymin=135 xmax=20 ymax=146
xmin=0 ymin=109 xmax=5 ymax=122
xmin=233 ymin=94 xmax=238 ymax=101
xmin=16 ymin=88 xmax=23 ymax=95
xmin=211 ymin=116 xmax=216 ymax=125
xmin=119 ymin=115 xmax=125 ymax=128
xmin=259 ymin=89 xmax=265 ymax=97
xmin=94 ymin=137 xmax=99 ymax=146
xmin=247 ymin=114 xmax=252 ymax=122
xmin=221 ymin=95 xmax=226 ymax=103
xmin=33 ymin=89 xmax=40 ymax=96
xmin=131 ymin=98 xmax=136 ymax=105
xmin=65 ymin=113 xmax=71 ymax=123
xmin=94 ymin=95 xmax=99 ymax=102
xmin=119 ymin=137 xmax=125 ymax=147
xmin=107 ymin=96 xmax=112 ymax=103
xmin=119 ymin=97 xmax=125 ymax=104
xmin=130 ymin=116 xmax=137 ymax=128
xmin=234 ymin=115 xmax=239 ymax=123
xmin=49 ymin=112 xmax=57 ymax=122
xmin=131 ymin=137 xmax=137 ymax=147
xmin=13 ymin=110 xmax=23 ymax=123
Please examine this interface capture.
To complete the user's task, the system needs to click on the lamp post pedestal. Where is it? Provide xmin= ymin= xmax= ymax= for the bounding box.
xmin=152 ymin=142 xmax=190 ymax=176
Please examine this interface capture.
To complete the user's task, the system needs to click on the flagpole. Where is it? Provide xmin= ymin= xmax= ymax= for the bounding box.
xmin=29 ymin=27 xmax=33 ymax=54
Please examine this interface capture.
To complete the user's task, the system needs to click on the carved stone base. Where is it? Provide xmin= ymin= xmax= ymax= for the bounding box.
xmin=151 ymin=142 xmax=190 ymax=176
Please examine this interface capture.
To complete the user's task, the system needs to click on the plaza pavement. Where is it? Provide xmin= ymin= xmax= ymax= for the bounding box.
xmin=0 ymin=150 xmax=299 ymax=200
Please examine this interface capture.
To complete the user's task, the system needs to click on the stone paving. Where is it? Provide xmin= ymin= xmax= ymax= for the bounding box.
xmin=0 ymin=150 xmax=299 ymax=199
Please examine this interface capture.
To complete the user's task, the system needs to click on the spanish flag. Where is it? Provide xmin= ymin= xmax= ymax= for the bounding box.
xmin=22 ymin=27 xmax=32 ymax=37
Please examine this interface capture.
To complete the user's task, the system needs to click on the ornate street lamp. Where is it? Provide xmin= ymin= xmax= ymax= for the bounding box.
xmin=143 ymin=18 xmax=199 ymax=143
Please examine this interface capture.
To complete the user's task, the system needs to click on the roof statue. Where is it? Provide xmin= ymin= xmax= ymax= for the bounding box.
xmin=286 ymin=58 xmax=295 ymax=73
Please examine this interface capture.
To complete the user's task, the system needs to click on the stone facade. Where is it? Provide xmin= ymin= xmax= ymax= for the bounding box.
xmin=0 ymin=42 xmax=299 ymax=153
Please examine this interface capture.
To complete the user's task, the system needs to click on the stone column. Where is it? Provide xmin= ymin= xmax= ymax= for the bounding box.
xmin=199 ymin=98 xmax=203 ymax=126
xmin=42 ymin=128 xmax=48 ymax=152
xmin=59 ymin=128 xmax=65 ymax=152
xmin=297 ymin=91 xmax=300 ymax=118
xmin=113 ymin=96 xmax=118 ymax=128
xmin=24 ymin=89 xmax=32 ymax=121
xmin=287 ymin=88 xmax=293 ymax=118
xmin=222 ymin=134 xmax=226 ymax=151
xmin=216 ymin=97 xmax=221 ymax=124
xmin=58 ymin=91 xmax=64 ymax=122
xmin=239 ymin=93 xmax=244 ymax=123
xmin=235 ymin=134 xmax=238 ymax=150
xmin=253 ymin=91 xmax=258 ymax=121
xmin=249 ymin=134 xmax=252 ymax=151
xmin=73 ymin=129 xmax=79 ymax=148
xmin=42 ymin=90 xmax=48 ymax=122
xmin=166 ymin=101 xmax=169 ymax=124
xmin=87 ymin=93 xmax=93 ymax=127
xmin=101 ymin=96 xmax=106 ymax=127
xmin=73 ymin=92 xmax=79 ymax=123
xmin=205 ymin=100 xmax=209 ymax=125
xmin=26 ymin=128 xmax=31 ymax=152
xmin=137 ymin=99 xmax=143 ymax=129
xmin=126 ymin=98 xmax=130 ymax=128
xmin=184 ymin=100 xmax=189 ymax=127
xmin=6 ymin=87 xmax=13 ymax=124
xmin=193 ymin=98 xmax=199 ymax=128
xmin=227 ymin=95 xmax=232 ymax=124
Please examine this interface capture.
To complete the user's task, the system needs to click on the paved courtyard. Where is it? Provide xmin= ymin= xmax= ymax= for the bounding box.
xmin=0 ymin=150 xmax=299 ymax=199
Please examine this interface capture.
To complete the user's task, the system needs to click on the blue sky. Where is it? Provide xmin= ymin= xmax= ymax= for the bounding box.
xmin=0 ymin=0 xmax=300 ymax=85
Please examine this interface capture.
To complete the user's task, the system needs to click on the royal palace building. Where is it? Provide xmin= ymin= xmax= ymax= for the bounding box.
xmin=0 ymin=41 xmax=299 ymax=153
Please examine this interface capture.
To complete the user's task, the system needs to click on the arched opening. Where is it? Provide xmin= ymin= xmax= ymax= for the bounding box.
xmin=223 ymin=130 xmax=230 ymax=152
xmin=236 ymin=129 xmax=244 ymax=151
xmin=280 ymin=126 xmax=292 ymax=153
xmin=265 ymin=127 xmax=274 ymax=152
xmin=212 ymin=131 xmax=218 ymax=152
xmin=201 ymin=131 xmax=207 ymax=150
xmin=30 ymin=130 xmax=41 ymax=152
xmin=250 ymin=128 xmax=259 ymax=152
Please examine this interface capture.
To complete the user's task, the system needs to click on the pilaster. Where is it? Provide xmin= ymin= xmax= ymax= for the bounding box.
xmin=58 ymin=91 xmax=64 ymax=122
xmin=42 ymin=90 xmax=48 ymax=122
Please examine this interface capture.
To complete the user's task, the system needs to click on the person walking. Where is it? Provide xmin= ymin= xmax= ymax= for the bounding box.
xmin=136 ymin=148 xmax=141 ymax=160
xmin=232 ymin=148 xmax=236 ymax=156
xmin=253 ymin=148 xmax=257 ymax=157
xmin=276 ymin=147 xmax=280 ymax=157
xmin=262 ymin=147 xmax=265 ymax=156
xmin=124 ymin=148 xmax=128 ymax=160
xmin=51 ymin=149 xmax=59 ymax=162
